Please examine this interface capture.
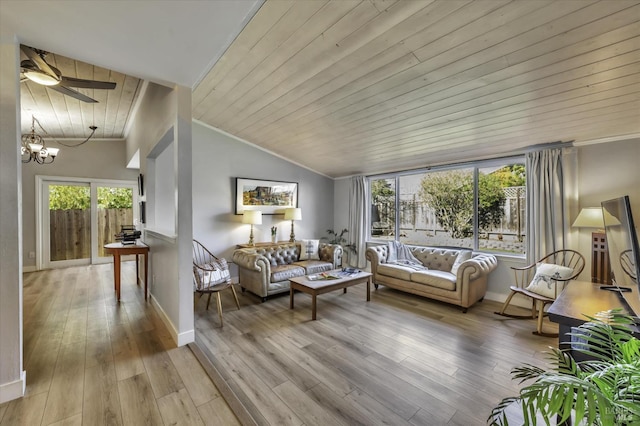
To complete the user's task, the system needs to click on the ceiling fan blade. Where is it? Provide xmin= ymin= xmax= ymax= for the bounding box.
xmin=61 ymin=76 xmax=116 ymax=90
xmin=20 ymin=45 xmax=60 ymax=81
xmin=49 ymin=85 xmax=98 ymax=103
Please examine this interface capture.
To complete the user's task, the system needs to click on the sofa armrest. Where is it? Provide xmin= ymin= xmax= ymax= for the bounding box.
xmin=319 ymin=243 xmax=343 ymax=268
xmin=232 ymin=249 xmax=273 ymax=297
xmin=457 ymin=253 xmax=498 ymax=280
xmin=232 ymin=249 xmax=270 ymax=273
xmin=365 ymin=245 xmax=388 ymax=276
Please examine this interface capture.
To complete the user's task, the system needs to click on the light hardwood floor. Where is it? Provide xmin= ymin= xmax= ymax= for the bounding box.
xmin=0 ymin=263 xmax=239 ymax=426
xmin=2 ymin=263 xmax=558 ymax=425
xmin=195 ymin=279 xmax=559 ymax=426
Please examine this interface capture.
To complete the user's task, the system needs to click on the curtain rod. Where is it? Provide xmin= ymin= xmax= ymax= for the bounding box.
xmin=366 ymin=141 xmax=574 ymax=179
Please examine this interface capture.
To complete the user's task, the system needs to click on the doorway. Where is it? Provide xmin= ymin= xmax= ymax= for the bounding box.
xmin=36 ymin=176 xmax=137 ymax=269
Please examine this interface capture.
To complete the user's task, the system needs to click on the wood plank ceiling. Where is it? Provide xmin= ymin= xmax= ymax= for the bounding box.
xmin=193 ymin=0 xmax=640 ymax=178
xmin=20 ymin=51 xmax=142 ymax=141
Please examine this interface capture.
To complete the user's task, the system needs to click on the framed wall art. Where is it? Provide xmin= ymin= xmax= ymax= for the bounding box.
xmin=235 ymin=178 xmax=298 ymax=215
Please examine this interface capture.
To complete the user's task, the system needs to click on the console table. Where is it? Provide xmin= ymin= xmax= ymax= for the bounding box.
xmin=548 ymin=280 xmax=640 ymax=358
xmin=104 ymin=241 xmax=149 ymax=301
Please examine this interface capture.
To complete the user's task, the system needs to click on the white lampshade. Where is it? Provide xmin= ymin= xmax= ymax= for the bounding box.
xmin=242 ymin=210 xmax=262 ymax=225
xmin=572 ymin=207 xmax=604 ymax=229
xmin=284 ymin=207 xmax=302 ymax=221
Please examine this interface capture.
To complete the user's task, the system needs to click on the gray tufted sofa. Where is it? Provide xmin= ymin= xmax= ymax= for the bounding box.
xmin=232 ymin=242 xmax=343 ymax=302
xmin=365 ymin=244 xmax=498 ymax=312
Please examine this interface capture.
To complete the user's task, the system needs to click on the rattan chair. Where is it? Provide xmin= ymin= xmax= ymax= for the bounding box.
xmin=495 ymin=249 xmax=585 ymax=336
xmin=193 ymin=239 xmax=239 ymax=326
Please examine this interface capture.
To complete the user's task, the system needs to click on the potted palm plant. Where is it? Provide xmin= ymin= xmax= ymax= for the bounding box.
xmin=489 ymin=309 xmax=640 ymax=425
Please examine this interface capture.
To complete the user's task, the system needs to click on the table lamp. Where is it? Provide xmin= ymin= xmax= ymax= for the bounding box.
xmin=242 ymin=210 xmax=262 ymax=246
xmin=284 ymin=207 xmax=302 ymax=242
xmin=572 ymin=207 xmax=607 ymax=283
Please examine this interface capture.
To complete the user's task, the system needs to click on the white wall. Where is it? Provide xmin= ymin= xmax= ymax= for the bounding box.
xmin=0 ymin=41 xmax=25 ymax=404
xmin=21 ymin=139 xmax=138 ymax=269
xmin=333 ymin=139 xmax=640 ymax=303
xmin=573 ymin=138 xmax=640 ymax=282
xmin=127 ymin=82 xmax=193 ymax=346
xmin=191 ymin=122 xmax=335 ymax=277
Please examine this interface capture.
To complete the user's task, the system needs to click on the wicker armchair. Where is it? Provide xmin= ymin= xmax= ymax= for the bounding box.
xmin=193 ymin=239 xmax=239 ymax=326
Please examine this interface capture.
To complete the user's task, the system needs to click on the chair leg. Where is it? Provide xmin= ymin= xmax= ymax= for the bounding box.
xmin=536 ymin=301 xmax=545 ymax=334
xmin=230 ymin=285 xmax=240 ymax=310
xmin=206 ymin=293 xmax=212 ymax=310
xmin=216 ymin=292 xmax=223 ymax=326
xmin=496 ymin=290 xmax=517 ymax=315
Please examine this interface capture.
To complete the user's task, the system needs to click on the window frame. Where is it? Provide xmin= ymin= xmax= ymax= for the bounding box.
xmin=367 ymin=156 xmax=526 ymax=257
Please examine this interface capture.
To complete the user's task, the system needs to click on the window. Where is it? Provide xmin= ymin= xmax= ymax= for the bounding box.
xmin=368 ymin=159 xmax=526 ymax=256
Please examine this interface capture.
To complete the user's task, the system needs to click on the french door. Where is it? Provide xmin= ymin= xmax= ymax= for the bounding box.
xmin=37 ymin=176 xmax=137 ymax=269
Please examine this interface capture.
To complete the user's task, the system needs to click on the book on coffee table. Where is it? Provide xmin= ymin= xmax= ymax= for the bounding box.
xmin=307 ymin=272 xmax=340 ymax=281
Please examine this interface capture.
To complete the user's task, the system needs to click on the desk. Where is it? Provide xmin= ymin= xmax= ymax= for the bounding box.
xmin=104 ymin=241 xmax=149 ymax=301
xmin=548 ymin=280 xmax=640 ymax=356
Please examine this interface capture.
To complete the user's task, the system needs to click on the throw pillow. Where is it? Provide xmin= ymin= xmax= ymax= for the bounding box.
xmin=299 ymin=239 xmax=320 ymax=260
xmin=450 ymin=250 xmax=472 ymax=275
xmin=525 ymin=263 xmax=575 ymax=298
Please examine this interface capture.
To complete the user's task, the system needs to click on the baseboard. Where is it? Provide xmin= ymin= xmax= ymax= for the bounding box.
xmin=23 ymin=265 xmax=37 ymax=273
xmin=149 ymin=295 xmax=194 ymax=347
xmin=0 ymin=370 xmax=26 ymax=404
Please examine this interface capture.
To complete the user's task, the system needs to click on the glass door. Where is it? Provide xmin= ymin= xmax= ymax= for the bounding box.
xmin=39 ymin=177 xmax=137 ymax=268
xmin=95 ymin=185 xmax=135 ymax=262
xmin=44 ymin=182 xmax=92 ymax=268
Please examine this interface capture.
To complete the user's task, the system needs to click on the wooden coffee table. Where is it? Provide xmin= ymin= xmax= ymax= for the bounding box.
xmin=289 ymin=270 xmax=372 ymax=320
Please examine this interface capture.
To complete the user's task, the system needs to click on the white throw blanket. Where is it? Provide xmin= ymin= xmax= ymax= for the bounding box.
xmin=386 ymin=241 xmax=428 ymax=271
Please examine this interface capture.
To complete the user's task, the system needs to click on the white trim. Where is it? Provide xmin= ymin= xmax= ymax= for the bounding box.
xmin=150 ymin=294 xmax=194 ymax=347
xmin=0 ymin=370 xmax=26 ymax=404
xmin=572 ymin=133 xmax=640 ymax=147
xmin=22 ymin=265 xmax=37 ymax=273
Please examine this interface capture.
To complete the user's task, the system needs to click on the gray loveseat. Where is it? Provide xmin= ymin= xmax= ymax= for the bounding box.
xmin=365 ymin=244 xmax=498 ymax=312
xmin=232 ymin=242 xmax=343 ymax=301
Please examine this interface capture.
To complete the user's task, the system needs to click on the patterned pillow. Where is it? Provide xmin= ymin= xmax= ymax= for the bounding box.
xmin=299 ymin=239 xmax=320 ymax=260
xmin=525 ymin=263 xmax=574 ymax=298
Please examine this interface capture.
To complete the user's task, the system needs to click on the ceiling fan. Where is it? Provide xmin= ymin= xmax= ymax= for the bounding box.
xmin=20 ymin=45 xmax=116 ymax=103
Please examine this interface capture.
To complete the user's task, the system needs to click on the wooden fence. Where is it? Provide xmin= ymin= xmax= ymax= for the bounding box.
xmin=50 ymin=208 xmax=133 ymax=261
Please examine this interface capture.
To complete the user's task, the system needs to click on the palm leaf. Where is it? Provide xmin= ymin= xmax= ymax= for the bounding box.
xmin=489 ymin=309 xmax=640 ymax=425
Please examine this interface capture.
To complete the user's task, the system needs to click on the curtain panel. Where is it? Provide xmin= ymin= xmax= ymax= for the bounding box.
xmin=349 ymin=176 xmax=367 ymax=268
xmin=526 ymin=148 xmax=568 ymax=263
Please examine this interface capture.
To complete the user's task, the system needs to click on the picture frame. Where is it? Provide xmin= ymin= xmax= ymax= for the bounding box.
xmin=138 ymin=174 xmax=144 ymax=196
xmin=139 ymin=201 xmax=146 ymax=224
xmin=235 ymin=178 xmax=298 ymax=215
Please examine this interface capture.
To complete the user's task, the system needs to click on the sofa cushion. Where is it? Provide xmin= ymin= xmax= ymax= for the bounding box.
xmin=271 ymin=264 xmax=306 ymax=282
xmin=299 ymin=239 xmax=320 ymax=260
xmin=451 ymin=250 xmax=472 ymax=275
xmin=293 ymin=260 xmax=332 ymax=274
xmin=410 ymin=270 xmax=457 ymax=291
xmin=377 ymin=264 xmax=414 ymax=281
xmin=258 ymin=244 xmax=299 ymax=266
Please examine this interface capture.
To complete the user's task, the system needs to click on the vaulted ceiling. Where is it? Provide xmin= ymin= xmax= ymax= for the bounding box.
xmin=3 ymin=0 xmax=640 ymax=178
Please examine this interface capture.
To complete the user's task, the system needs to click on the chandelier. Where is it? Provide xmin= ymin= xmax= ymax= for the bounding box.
xmin=21 ymin=116 xmax=97 ymax=164
xmin=21 ymin=116 xmax=59 ymax=164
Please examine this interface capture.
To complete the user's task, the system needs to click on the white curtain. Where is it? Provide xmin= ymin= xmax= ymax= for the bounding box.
xmin=526 ymin=148 xmax=568 ymax=263
xmin=348 ymin=176 xmax=367 ymax=268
